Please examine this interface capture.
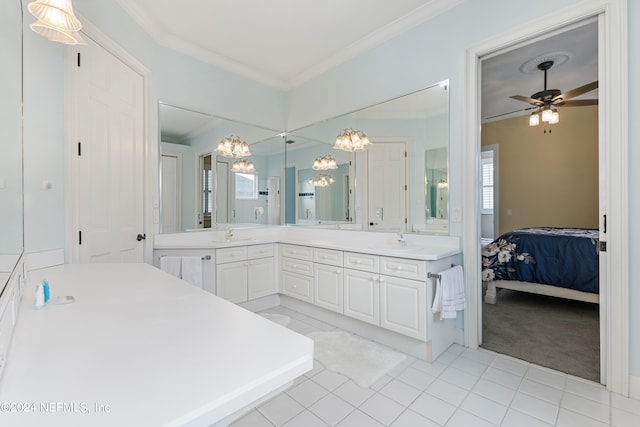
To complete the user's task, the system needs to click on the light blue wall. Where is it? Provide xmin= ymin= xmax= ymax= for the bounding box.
xmin=20 ymin=0 xmax=639 ymax=376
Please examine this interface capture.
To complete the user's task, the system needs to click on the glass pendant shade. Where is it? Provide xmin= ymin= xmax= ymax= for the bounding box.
xmin=541 ymin=107 xmax=553 ymax=123
xmin=549 ymin=109 xmax=560 ymax=124
xmin=529 ymin=112 xmax=540 ymax=126
xmin=28 ymin=0 xmax=86 ymax=45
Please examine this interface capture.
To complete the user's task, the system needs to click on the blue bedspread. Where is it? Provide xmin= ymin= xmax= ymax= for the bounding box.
xmin=481 ymin=227 xmax=599 ymax=293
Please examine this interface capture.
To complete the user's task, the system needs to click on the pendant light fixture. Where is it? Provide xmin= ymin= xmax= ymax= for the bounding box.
xmin=215 ymin=135 xmax=251 ymax=158
xmin=334 ymin=128 xmax=371 ymax=152
xmin=28 ymin=0 xmax=86 ymax=45
xmin=312 ymin=155 xmax=338 ymax=170
xmin=231 ymin=159 xmax=256 ymax=173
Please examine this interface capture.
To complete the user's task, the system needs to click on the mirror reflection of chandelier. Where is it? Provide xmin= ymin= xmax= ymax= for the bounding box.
xmin=308 ymin=175 xmax=335 ymax=187
xmin=231 ymin=159 xmax=256 ymax=173
xmin=334 ymin=128 xmax=371 ymax=152
xmin=312 ymin=155 xmax=338 ymax=170
xmin=215 ymin=135 xmax=251 ymax=158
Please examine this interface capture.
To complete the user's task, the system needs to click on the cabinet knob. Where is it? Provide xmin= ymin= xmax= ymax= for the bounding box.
xmin=335 ymin=269 xmax=341 ymax=274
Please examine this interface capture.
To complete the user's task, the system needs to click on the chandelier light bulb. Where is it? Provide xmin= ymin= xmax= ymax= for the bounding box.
xmin=529 ymin=112 xmax=540 ymax=126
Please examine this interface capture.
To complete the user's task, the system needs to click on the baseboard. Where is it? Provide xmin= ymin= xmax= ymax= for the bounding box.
xmin=26 ymin=249 xmax=65 ymax=271
xmin=629 ymin=375 xmax=640 ymax=399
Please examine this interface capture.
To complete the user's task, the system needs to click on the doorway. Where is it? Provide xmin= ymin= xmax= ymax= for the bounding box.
xmin=478 ymin=20 xmax=601 ymax=382
xmin=464 ymin=2 xmax=629 ymax=394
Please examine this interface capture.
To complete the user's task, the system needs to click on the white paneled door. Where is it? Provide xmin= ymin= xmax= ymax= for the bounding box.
xmin=74 ymin=37 xmax=145 ymax=263
xmin=367 ymin=141 xmax=407 ymax=232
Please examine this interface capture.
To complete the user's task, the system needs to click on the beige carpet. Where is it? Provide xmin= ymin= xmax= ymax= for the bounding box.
xmin=308 ymin=331 xmax=406 ymax=388
xmin=482 ymin=289 xmax=599 ymax=382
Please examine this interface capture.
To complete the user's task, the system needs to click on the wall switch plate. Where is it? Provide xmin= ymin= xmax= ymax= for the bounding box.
xmin=451 ymin=207 xmax=461 ymax=222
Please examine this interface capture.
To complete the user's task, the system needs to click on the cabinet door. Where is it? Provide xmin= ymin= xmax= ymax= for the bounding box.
xmin=343 ymin=269 xmax=379 ymax=325
xmin=314 ymin=264 xmax=343 ymax=314
xmin=248 ymin=257 xmax=276 ymax=300
xmin=380 ymin=275 xmax=426 ymax=340
xmin=282 ymin=271 xmax=313 ymax=303
xmin=216 ymin=261 xmax=248 ymax=303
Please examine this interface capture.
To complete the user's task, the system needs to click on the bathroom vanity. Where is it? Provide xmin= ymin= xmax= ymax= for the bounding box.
xmin=154 ymin=226 xmax=462 ymax=362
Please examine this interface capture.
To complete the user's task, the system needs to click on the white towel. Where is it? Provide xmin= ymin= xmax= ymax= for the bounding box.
xmin=181 ymin=256 xmax=203 ymax=288
xmin=431 ymin=265 xmax=466 ymax=320
xmin=159 ymin=256 xmax=181 ymax=278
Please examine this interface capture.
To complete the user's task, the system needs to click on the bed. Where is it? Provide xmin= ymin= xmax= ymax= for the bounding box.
xmin=482 ymin=227 xmax=600 ymax=304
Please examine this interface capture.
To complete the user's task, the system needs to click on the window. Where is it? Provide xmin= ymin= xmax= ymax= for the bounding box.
xmin=481 ymin=151 xmax=494 ymax=214
xmin=235 ymin=173 xmax=258 ymax=200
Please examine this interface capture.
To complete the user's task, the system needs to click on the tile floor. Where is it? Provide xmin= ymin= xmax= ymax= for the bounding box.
xmin=231 ymin=306 xmax=640 ymax=427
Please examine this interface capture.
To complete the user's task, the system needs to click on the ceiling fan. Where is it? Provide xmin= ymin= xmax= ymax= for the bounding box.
xmin=486 ymin=60 xmax=598 ymax=121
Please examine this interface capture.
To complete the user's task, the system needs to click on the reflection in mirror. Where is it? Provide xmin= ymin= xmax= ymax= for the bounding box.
xmin=0 ymin=0 xmax=24 ymax=289
xmin=288 ymin=81 xmax=449 ymax=234
xmin=425 ymin=147 xmax=448 ymax=221
xmin=159 ymin=103 xmax=283 ymax=232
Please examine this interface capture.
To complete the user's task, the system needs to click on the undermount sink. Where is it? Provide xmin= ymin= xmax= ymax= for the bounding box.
xmin=370 ymin=244 xmax=423 ymax=252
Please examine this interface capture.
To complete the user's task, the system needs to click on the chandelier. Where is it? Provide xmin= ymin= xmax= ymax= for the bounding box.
xmin=312 ymin=155 xmax=338 ymax=170
xmin=28 ymin=0 xmax=86 ymax=45
xmin=231 ymin=159 xmax=256 ymax=173
xmin=308 ymin=175 xmax=335 ymax=187
xmin=334 ymin=128 xmax=371 ymax=152
xmin=529 ymin=106 xmax=559 ymax=127
xmin=215 ymin=135 xmax=251 ymax=158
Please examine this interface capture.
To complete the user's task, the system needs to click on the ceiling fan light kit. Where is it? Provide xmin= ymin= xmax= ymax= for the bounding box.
xmin=487 ymin=56 xmax=598 ymax=126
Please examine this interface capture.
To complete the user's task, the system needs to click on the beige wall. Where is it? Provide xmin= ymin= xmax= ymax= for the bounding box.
xmin=481 ymin=105 xmax=598 ymax=235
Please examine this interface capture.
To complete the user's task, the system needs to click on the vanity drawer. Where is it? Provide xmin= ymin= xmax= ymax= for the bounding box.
xmin=282 ymin=271 xmax=314 ymax=303
xmin=280 ymin=244 xmax=313 ymax=261
xmin=344 ymin=252 xmax=379 ymax=273
xmin=380 ymin=257 xmax=425 ymax=281
xmin=281 ymin=257 xmax=314 ymax=276
xmin=247 ymin=244 xmax=274 ymax=259
xmin=313 ymin=248 xmax=343 ymax=266
xmin=216 ymin=246 xmax=248 ymax=264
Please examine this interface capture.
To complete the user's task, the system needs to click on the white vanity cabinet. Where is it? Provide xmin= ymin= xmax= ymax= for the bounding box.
xmin=280 ymin=244 xmax=314 ymax=303
xmin=216 ymin=244 xmax=276 ymax=303
xmin=343 ymin=253 xmax=429 ymax=340
xmin=313 ymin=248 xmax=343 ymax=313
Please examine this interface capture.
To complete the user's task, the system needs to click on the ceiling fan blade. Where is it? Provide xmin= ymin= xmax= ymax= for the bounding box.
xmin=557 ymin=99 xmax=598 ymax=107
xmin=554 ymin=81 xmax=598 ymax=102
xmin=484 ymin=105 xmax=536 ymax=120
xmin=510 ymin=95 xmax=543 ymax=105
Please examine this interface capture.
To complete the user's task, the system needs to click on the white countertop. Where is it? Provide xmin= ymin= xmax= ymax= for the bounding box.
xmin=154 ymin=227 xmax=461 ymax=261
xmin=0 ymin=264 xmax=313 ymax=426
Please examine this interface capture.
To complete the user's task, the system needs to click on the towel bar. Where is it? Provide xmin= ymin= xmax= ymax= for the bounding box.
xmin=428 ymin=264 xmax=458 ymax=280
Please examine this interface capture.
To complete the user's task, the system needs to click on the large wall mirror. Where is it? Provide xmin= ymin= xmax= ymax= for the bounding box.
xmin=287 ymin=81 xmax=450 ymax=233
xmin=159 ymin=81 xmax=449 ymax=235
xmin=0 ymin=0 xmax=24 ymax=290
xmin=159 ymin=103 xmax=284 ymax=232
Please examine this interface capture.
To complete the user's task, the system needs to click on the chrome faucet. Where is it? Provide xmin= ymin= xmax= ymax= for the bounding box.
xmin=397 ymin=232 xmax=407 ymax=246
xmin=225 ymin=229 xmax=234 ymax=242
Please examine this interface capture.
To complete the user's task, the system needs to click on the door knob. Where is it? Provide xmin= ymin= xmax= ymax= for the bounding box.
xmin=136 ymin=233 xmax=146 ymax=241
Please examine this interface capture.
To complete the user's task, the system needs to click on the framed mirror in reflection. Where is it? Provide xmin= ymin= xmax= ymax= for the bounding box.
xmin=159 ymin=103 xmax=283 ymax=232
xmin=0 ymin=0 xmax=24 ymax=290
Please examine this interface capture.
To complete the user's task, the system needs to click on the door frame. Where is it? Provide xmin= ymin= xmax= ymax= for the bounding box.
xmin=462 ymin=0 xmax=628 ymax=394
xmin=65 ymin=17 xmax=155 ymax=264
